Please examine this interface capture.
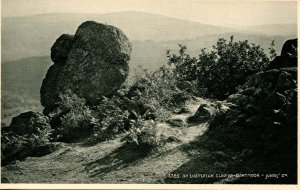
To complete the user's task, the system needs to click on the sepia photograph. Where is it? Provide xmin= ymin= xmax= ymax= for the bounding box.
xmin=0 ymin=0 xmax=298 ymax=188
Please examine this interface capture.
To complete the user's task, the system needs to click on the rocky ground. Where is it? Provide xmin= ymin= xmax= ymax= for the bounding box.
xmin=2 ymin=97 xmax=221 ymax=184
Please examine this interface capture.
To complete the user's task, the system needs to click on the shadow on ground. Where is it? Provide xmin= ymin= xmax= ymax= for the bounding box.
xmin=163 ymin=134 xmax=234 ymax=184
xmin=85 ymin=143 xmax=151 ymax=177
xmin=164 ymin=134 xmax=298 ymax=184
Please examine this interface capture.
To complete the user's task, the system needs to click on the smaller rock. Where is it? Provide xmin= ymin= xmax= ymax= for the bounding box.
xmin=266 ymin=56 xmax=297 ymax=70
xmin=187 ymin=104 xmax=212 ymax=123
xmin=115 ymin=89 xmax=126 ymax=97
xmin=176 ymin=107 xmax=191 ymax=114
xmin=227 ymin=94 xmax=249 ymax=106
xmin=166 ymin=136 xmax=182 ymax=143
xmin=9 ymin=111 xmax=50 ymax=136
xmin=167 ymin=118 xmax=185 ymax=127
xmin=281 ymin=39 xmax=297 ymax=57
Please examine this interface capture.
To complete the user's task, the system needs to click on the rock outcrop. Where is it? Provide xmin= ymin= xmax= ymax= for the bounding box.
xmin=281 ymin=38 xmax=297 ymax=57
xmin=187 ymin=103 xmax=216 ymax=123
xmin=5 ymin=111 xmax=50 ymax=135
xmin=41 ymin=21 xmax=132 ymax=112
xmin=206 ymin=39 xmax=297 ymax=183
xmin=1 ymin=111 xmax=54 ymax=165
xmin=266 ymin=38 xmax=297 ymax=70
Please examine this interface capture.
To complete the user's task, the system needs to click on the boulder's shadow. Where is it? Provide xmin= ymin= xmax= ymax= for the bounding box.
xmin=85 ymin=143 xmax=151 ymax=177
xmin=164 ymin=134 xmax=233 ymax=184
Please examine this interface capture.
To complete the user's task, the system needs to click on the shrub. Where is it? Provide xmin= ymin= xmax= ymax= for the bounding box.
xmin=49 ymin=90 xmax=95 ymax=142
xmin=167 ymin=36 xmax=270 ymax=100
xmin=89 ymin=66 xmax=192 ymax=143
xmin=121 ymin=120 xmax=164 ymax=149
xmin=128 ymin=65 xmax=193 ymax=110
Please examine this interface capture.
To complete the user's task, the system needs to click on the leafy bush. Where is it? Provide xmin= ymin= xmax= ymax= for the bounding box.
xmin=129 ymin=66 xmax=193 ymax=109
xmin=167 ymin=36 xmax=270 ymax=100
xmin=268 ymin=40 xmax=277 ymax=60
xmin=88 ymin=66 xmax=192 ymax=143
xmin=49 ymin=90 xmax=95 ymax=142
xmin=121 ymin=120 xmax=165 ymax=149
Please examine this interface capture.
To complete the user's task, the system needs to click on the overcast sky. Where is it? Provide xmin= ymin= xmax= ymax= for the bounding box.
xmin=1 ymin=0 xmax=297 ymax=26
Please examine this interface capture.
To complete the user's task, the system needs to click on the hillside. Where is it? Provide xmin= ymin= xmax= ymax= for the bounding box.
xmin=1 ymin=56 xmax=51 ymax=125
xmin=2 ymin=11 xmax=232 ymax=62
xmin=235 ymin=23 xmax=297 ymax=36
xmin=1 ymin=56 xmax=52 ymax=99
xmin=2 ymin=12 xmax=297 ymax=62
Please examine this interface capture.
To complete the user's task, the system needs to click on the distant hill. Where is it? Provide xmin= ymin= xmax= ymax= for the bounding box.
xmin=234 ymin=24 xmax=297 ymax=36
xmin=1 ymin=11 xmax=233 ymax=62
xmin=164 ymin=33 xmax=296 ymax=57
xmin=1 ymin=56 xmax=52 ymax=99
xmin=1 ymin=56 xmax=51 ymax=125
xmin=2 ymin=11 xmax=297 ymax=62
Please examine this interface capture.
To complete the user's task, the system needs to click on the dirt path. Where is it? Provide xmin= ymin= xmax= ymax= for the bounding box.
xmin=1 ymin=97 xmax=211 ymax=183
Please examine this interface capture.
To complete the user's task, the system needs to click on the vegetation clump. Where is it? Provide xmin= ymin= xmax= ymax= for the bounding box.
xmin=88 ymin=66 xmax=192 ymax=145
xmin=48 ymin=90 xmax=95 ymax=142
xmin=167 ymin=36 xmax=269 ymax=100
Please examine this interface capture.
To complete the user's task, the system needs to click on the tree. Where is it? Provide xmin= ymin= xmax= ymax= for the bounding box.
xmin=269 ymin=40 xmax=277 ymax=60
xmin=168 ymin=36 xmax=270 ymax=100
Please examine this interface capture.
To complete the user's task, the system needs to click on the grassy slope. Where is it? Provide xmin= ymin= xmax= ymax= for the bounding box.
xmin=1 ymin=98 xmax=215 ymax=183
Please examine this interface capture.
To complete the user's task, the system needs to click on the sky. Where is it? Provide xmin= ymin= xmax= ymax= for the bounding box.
xmin=1 ymin=0 xmax=298 ymax=26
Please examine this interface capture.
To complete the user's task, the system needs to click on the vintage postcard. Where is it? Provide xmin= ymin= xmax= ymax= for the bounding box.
xmin=0 ymin=0 xmax=298 ymax=189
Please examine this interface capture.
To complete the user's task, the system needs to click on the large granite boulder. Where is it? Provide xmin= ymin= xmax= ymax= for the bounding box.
xmin=41 ymin=21 xmax=132 ymax=112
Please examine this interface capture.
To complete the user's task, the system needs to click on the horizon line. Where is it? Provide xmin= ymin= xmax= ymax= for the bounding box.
xmin=2 ymin=10 xmax=297 ymax=27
